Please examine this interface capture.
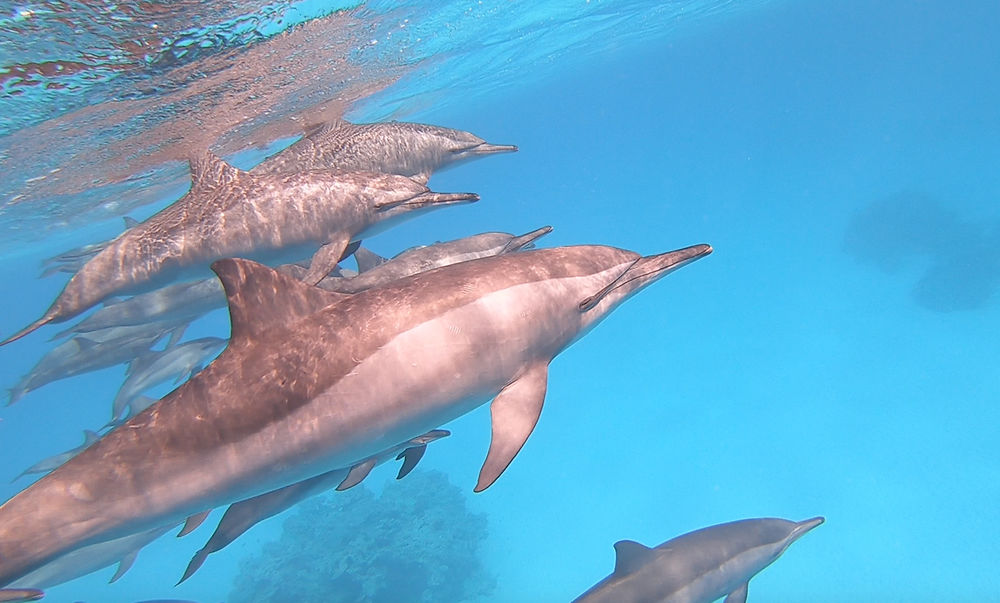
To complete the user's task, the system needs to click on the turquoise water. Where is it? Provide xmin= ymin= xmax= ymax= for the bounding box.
xmin=1 ymin=1 xmax=999 ymax=601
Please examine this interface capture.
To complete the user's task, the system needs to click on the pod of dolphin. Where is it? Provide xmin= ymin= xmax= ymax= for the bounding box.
xmin=0 ymin=119 xmax=821 ymax=602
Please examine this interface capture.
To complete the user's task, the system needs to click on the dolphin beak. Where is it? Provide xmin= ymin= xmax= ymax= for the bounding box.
xmin=633 ymin=243 xmax=713 ymax=281
xmin=376 ymin=191 xmax=479 ymax=210
xmin=453 ymin=143 xmax=519 ymax=155
xmin=504 ymin=225 xmax=554 ymax=253
xmin=791 ymin=516 xmax=825 ymax=541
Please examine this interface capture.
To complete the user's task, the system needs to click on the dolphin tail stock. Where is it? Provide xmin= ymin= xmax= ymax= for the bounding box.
xmin=0 ymin=311 xmax=59 ymax=347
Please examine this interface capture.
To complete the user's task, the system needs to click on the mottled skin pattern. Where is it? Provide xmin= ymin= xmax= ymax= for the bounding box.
xmin=252 ymin=120 xmax=518 ymax=182
xmin=573 ymin=517 xmax=824 ymax=603
xmin=178 ymin=429 xmax=448 ymax=583
xmin=1 ymin=154 xmax=477 ymax=344
xmin=321 ymin=226 xmax=553 ymax=293
xmin=61 ymin=278 xmax=225 ymax=334
xmin=0 ymin=244 xmax=710 ymax=585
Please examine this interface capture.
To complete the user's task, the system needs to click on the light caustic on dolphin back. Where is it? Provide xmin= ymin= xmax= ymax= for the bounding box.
xmin=0 ymin=242 xmax=710 ymax=586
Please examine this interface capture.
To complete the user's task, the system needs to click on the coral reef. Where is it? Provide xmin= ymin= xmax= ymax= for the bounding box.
xmin=228 ymin=470 xmax=494 ymax=602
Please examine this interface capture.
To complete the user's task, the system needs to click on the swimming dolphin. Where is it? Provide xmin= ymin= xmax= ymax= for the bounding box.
xmin=6 ymin=323 xmax=179 ymax=404
xmin=0 ymin=154 xmax=478 ymax=345
xmin=573 ymin=517 xmax=824 ymax=603
xmin=0 ymin=242 xmax=710 ymax=585
xmin=8 ymin=523 xmax=173 ymax=590
xmin=178 ymin=429 xmax=449 ymax=583
xmin=253 ymin=120 xmax=518 ymax=184
xmin=317 ymin=226 xmax=554 ymax=293
xmin=109 ymin=338 xmax=227 ymax=424
xmin=12 ymin=431 xmax=101 ymax=482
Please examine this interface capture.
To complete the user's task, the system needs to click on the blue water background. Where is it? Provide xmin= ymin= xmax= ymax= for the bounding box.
xmin=1 ymin=0 xmax=999 ymax=601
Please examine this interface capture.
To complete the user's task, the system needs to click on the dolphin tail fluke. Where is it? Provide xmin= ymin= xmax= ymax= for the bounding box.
xmin=177 ymin=547 xmax=210 ymax=585
xmin=0 ymin=313 xmax=57 ymax=346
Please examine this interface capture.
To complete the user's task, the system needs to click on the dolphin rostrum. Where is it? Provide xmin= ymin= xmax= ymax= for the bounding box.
xmin=253 ymin=120 xmax=518 ymax=183
xmin=573 ymin=517 xmax=825 ymax=603
xmin=0 ymin=589 xmax=41 ymax=602
xmin=1 ymin=154 xmax=478 ymax=345
xmin=178 ymin=429 xmax=449 ymax=583
xmin=316 ymin=226 xmax=553 ymax=293
xmin=0 ymin=242 xmax=710 ymax=585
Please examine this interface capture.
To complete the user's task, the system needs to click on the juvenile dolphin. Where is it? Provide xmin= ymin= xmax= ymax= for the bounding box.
xmin=317 ymin=226 xmax=554 ymax=293
xmin=1 ymin=154 xmax=478 ymax=345
xmin=109 ymin=338 xmax=227 ymax=424
xmin=12 ymin=431 xmax=101 ymax=482
xmin=573 ymin=517 xmax=824 ymax=603
xmin=253 ymin=120 xmax=518 ymax=183
xmin=178 ymin=429 xmax=449 ymax=583
xmin=6 ymin=323 xmax=178 ymax=404
xmin=0 ymin=242 xmax=710 ymax=584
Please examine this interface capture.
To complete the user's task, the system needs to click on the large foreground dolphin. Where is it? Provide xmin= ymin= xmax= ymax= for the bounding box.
xmin=0 ymin=242 xmax=710 ymax=585
xmin=1 ymin=154 xmax=478 ymax=345
xmin=573 ymin=517 xmax=824 ymax=603
xmin=253 ymin=120 xmax=518 ymax=183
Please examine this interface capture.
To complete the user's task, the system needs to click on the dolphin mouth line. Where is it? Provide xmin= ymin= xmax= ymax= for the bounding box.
xmin=578 ymin=244 xmax=713 ymax=312
xmin=451 ymin=143 xmax=519 ymax=155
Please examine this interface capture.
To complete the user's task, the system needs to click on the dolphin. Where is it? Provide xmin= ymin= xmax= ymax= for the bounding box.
xmin=0 ymin=242 xmax=710 ymax=585
xmin=0 ymin=154 xmax=478 ymax=345
xmin=12 ymin=431 xmax=101 ymax=482
xmin=8 ymin=524 xmax=174 ymax=590
xmin=573 ymin=517 xmax=825 ymax=603
xmin=178 ymin=429 xmax=449 ymax=583
xmin=252 ymin=119 xmax=518 ymax=183
xmin=6 ymin=323 xmax=179 ymax=404
xmin=316 ymin=226 xmax=554 ymax=293
xmin=109 ymin=338 xmax=227 ymax=424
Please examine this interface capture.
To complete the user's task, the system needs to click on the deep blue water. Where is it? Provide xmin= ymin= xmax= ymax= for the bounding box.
xmin=1 ymin=1 xmax=999 ymax=601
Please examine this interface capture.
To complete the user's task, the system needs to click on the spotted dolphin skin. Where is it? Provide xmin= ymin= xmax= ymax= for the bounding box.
xmin=573 ymin=517 xmax=824 ymax=603
xmin=253 ymin=120 xmax=518 ymax=183
xmin=0 ymin=242 xmax=710 ymax=585
xmin=177 ymin=429 xmax=450 ymax=584
xmin=0 ymin=154 xmax=478 ymax=345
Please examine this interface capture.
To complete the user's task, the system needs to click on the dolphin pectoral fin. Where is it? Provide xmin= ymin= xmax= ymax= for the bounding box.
xmin=395 ymin=444 xmax=427 ymax=479
xmin=165 ymin=324 xmax=188 ymax=349
xmin=723 ymin=582 xmax=749 ymax=603
xmin=302 ymin=235 xmax=351 ymax=286
xmin=108 ymin=549 xmax=139 ymax=583
xmin=177 ymin=546 xmax=210 ymax=585
xmin=337 ymin=458 xmax=377 ymax=491
xmin=178 ymin=510 xmax=212 ymax=537
xmin=475 ymin=361 xmax=549 ymax=492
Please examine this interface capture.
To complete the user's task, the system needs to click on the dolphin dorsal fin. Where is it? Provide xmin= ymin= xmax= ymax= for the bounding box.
xmin=302 ymin=119 xmax=347 ymax=139
xmin=188 ymin=152 xmax=242 ymax=192
xmin=211 ymin=258 xmax=350 ymax=342
xmin=612 ymin=540 xmax=654 ymax=576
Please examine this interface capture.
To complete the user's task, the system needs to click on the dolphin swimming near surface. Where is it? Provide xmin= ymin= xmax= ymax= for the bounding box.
xmin=0 ymin=154 xmax=478 ymax=345
xmin=252 ymin=120 xmax=518 ymax=183
xmin=12 ymin=431 xmax=101 ymax=482
xmin=109 ymin=338 xmax=227 ymax=424
xmin=573 ymin=517 xmax=824 ymax=603
xmin=0 ymin=242 xmax=710 ymax=585
xmin=315 ymin=226 xmax=554 ymax=293
xmin=178 ymin=429 xmax=449 ymax=583
xmin=6 ymin=322 xmax=180 ymax=404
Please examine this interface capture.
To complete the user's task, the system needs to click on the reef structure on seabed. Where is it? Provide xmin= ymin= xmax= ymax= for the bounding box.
xmin=228 ymin=470 xmax=495 ymax=602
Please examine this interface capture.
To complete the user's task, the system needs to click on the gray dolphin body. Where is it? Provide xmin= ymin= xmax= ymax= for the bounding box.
xmin=253 ymin=120 xmax=518 ymax=183
xmin=178 ymin=429 xmax=449 ymax=583
xmin=0 ymin=589 xmax=41 ymax=602
xmin=1 ymin=155 xmax=478 ymax=345
xmin=0 ymin=243 xmax=710 ymax=585
xmin=110 ymin=338 xmax=227 ymax=424
xmin=6 ymin=323 xmax=176 ymax=404
xmin=8 ymin=524 xmax=173 ymax=590
xmin=573 ymin=517 xmax=824 ymax=603
xmin=317 ymin=226 xmax=553 ymax=293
